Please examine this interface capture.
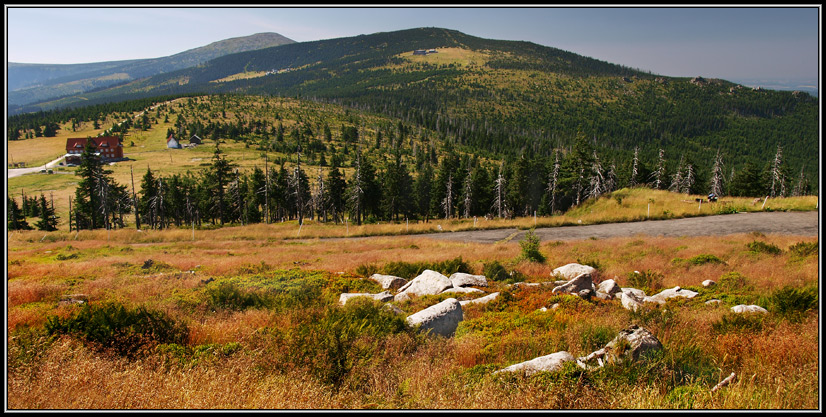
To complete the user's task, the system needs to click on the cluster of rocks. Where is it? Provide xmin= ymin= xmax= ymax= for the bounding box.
xmin=496 ymin=325 xmax=663 ymax=375
xmin=540 ymin=263 xmax=767 ymax=315
xmin=337 ymin=262 xmax=770 ymax=340
xmin=338 ymin=269 xmax=500 ymax=337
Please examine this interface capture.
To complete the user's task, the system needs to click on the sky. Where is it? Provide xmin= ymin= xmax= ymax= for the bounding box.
xmin=5 ymin=5 xmax=821 ymax=89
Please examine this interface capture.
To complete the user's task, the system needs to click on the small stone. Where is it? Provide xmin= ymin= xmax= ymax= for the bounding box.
xmin=731 ymin=304 xmax=768 ymax=314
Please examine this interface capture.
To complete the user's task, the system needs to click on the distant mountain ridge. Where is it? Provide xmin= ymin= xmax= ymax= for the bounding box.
xmin=8 ymin=32 xmax=295 ymax=107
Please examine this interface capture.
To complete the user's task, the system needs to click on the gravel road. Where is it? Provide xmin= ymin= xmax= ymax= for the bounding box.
xmin=418 ymin=211 xmax=820 ymax=244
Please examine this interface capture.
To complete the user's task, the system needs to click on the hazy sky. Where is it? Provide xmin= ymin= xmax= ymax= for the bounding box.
xmin=5 ymin=5 xmax=820 ymax=84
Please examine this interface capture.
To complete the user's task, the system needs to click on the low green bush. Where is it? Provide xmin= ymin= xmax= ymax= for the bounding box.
xmin=45 ymin=302 xmax=188 ymax=357
xmin=717 ymin=271 xmax=750 ymax=292
xmin=672 ymin=254 xmax=726 ymax=267
xmin=711 ymin=313 xmax=765 ymax=334
xmin=626 ymin=269 xmax=664 ymax=293
xmin=482 ymin=261 xmax=516 ymax=283
xmin=205 ymin=281 xmax=271 ymax=311
xmin=788 ymin=241 xmax=818 ymax=258
xmin=746 ymin=240 xmax=782 ymax=255
xmin=287 ymin=298 xmax=417 ymax=387
xmin=761 ymin=285 xmax=817 ymax=321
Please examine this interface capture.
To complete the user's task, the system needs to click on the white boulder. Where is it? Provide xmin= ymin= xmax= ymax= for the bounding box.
xmin=621 ymin=287 xmax=647 ymax=299
xmin=369 ymin=274 xmax=408 ymax=290
xmin=449 ymin=272 xmax=488 ymax=288
xmin=396 ymin=269 xmax=453 ymax=297
xmin=577 ymin=325 xmax=662 ymax=369
xmin=731 ymin=304 xmax=768 ymax=314
xmin=552 ymin=263 xmax=596 ymax=280
xmin=406 ymin=298 xmax=464 ymax=337
xmin=495 ymin=351 xmax=575 ymax=376
xmin=596 ymin=279 xmax=622 ymax=299
xmin=620 ymin=291 xmax=645 ymax=312
xmin=643 ymin=286 xmax=699 ymax=304
xmin=552 ymin=273 xmax=596 ymax=294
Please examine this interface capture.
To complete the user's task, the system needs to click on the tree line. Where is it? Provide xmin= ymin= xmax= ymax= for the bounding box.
xmin=8 ymin=133 xmax=811 ymax=232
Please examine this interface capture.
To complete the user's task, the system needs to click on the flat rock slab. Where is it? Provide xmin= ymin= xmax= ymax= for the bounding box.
xmin=731 ymin=304 xmax=768 ymax=314
xmin=441 ymin=286 xmax=485 ymax=295
xmin=339 ymin=291 xmax=394 ymax=305
xmin=495 ymin=351 xmax=575 ymax=376
xmin=644 ymin=286 xmax=699 ymax=304
xmin=406 ymin=298 xmax=463 ymax=337
xmin=459 ymin=292 xmax=500 ymax=306
xmin=449 ymin=272 xmax=488 ymax=287
xmin=552 ymin=263 xmax=596 ymax=280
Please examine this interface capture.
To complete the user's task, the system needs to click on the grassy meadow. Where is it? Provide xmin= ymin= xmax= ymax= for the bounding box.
xmin=6 ymin=215 xmax=819 ymax=409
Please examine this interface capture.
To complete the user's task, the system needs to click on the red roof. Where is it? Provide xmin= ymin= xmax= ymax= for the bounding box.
xmin=66 ymin=136 xmax=121 ymax=151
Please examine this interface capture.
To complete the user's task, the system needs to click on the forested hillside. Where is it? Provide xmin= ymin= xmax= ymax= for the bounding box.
xmin=7 ymin=93 xmax=815 ymax=234
xmin=9 ymin=28 xmax=817 ymax=188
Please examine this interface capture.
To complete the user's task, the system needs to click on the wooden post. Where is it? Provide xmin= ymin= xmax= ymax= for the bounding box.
xmin=69 ymin=196 xmax=73 ymax=232
xmin=761 ymin=196 xmax=769 ymax=210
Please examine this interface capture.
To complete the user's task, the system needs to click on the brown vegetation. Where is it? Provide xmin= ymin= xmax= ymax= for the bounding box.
xmin=6 ymin=223 xmax=819 ymax=409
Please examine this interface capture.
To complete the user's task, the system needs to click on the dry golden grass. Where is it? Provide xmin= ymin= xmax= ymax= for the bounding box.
xmin=6 ymin=209 xmax=819 ymax=409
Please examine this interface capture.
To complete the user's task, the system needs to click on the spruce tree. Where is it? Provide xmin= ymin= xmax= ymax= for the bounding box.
xmin=73 ymin=139 xmax=121 ymax=230
xmin=414 ymin=163 xmax=434 ymax=222
xmin=34 ymin=194 xmax=59 ymax=231
xmin=204 ymin=142 xmax=236 ymax=225
xmin=8 ymin=197 xmax=32 ymax=231
xmin=326 ymin=159 xmax=346 ymax=223
xmin=139 ymin=167 xmax=159 ymax=229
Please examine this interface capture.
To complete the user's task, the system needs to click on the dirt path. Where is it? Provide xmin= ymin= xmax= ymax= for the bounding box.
xmin=416 ymin=211 xmax=820 ymax=244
